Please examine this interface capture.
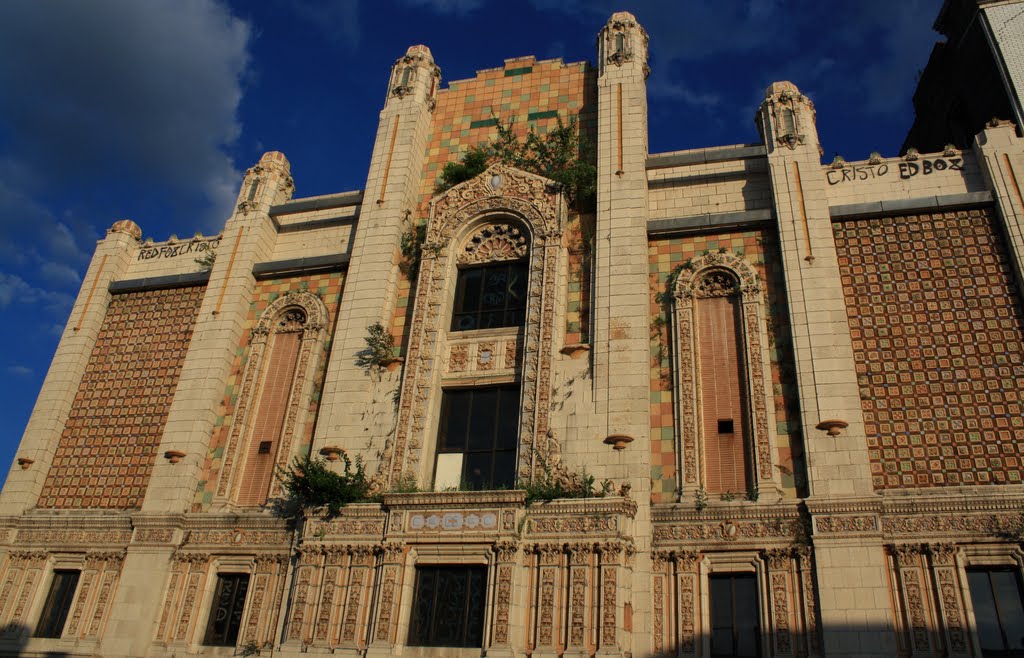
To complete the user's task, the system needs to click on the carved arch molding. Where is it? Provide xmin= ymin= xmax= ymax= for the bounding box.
xmin=381 ymin=164 xmax=565 ymax=485
xmin=672 ymin=251 xmax=777 ymax=491
xmin=216 ymin=291 xmax=329 ymax=503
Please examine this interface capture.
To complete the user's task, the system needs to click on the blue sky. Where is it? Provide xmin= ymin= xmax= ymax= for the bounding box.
xmin=0 ymin=0 xmax=944 ymax=472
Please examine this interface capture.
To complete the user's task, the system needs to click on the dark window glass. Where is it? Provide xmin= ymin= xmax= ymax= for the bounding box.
xmin=710 ymin=574 xmax=760 ymax=658
xmin=451 ymin=261 xmax=528 ymax=331
xmin=34 ymin=570 xmax=80 ymax=638
xmin=204 ymin=573 xmax=250 ymax=647
xmin=437 ymin=386 xmax=519 ymax=489
xmin=967 ymin=568 xmax=1024 ymax=655
xmin=408 ymin=566 xmax=487 ymax=648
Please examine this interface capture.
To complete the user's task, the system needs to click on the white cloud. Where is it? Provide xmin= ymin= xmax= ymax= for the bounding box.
xmin=6 ymin=365 xmax=33 ymax=377
xmin=0 ymin=0 xmax=251 ymax=224
xmin=0 ymin=273 xmax=74 ymax=316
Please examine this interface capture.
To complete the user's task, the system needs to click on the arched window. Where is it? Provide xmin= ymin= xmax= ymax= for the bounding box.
xmin=673 ymin=252 xmax=778 ymax=499
xmin=381 ymin=165 xmax=565 ymax=490
xmin=215 ymin=292 xmax=329 ymax=507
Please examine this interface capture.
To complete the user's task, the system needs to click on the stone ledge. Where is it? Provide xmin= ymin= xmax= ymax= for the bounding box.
xmin=648 ymin=208 xmax=773 ymax=236
xmin=108 ymin=271 xmax=210 ymax=293
xmin=647 ymin=144 xmax=766 ymax=169
xmin=829 ymin=191 xmax=993 ymax=219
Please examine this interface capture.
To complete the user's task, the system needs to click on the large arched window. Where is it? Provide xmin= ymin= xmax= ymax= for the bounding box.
xmin=215 ymin=292 xmax=329 ymax=507
xmin=673 ymin=252 xmax=779 ymax=499
xmin=380 ymin=165 xmax=565 ymax=490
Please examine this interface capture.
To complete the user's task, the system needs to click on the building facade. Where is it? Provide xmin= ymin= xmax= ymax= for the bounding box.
xmin=905 ymin=0 xmax=1024 ymax=152
xmin=2 ymin=9 xmax=1024 ymax=658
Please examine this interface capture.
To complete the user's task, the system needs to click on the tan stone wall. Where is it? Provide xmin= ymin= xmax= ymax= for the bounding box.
xmin=648 ymin=153 xmax=773 ymax=219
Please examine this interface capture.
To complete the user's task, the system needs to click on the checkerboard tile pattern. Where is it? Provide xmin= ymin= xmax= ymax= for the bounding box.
xmin=392 ymin=56 xmax=597 ymax=354
xmin=834 ymin=208 xmax=1024 ymax=489
xmin=192 ymin=272 xmax=346 ymax=510
xmin=647 ymin=231 xmax=803 ymax=503
xmin=38 ymin=285 xmax=206 ymax=509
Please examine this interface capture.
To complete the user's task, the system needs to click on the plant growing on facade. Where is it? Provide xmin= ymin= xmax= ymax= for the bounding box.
xmin=399 ymin=222 xmax=426 ymax=281
xmin=520 ymin=459 xmax=612 ymax=505
xmin=435 ymin=115 xmax=597 ymax=211
xmin=355 ymin=322 xmax=395 ymax=370
xmin=194 ymin=249 xmax=217 ymax=271
xmin=276 ymin=453 xmax=370 ymax=517
xmin=693 ymin=486 xmax=709 ymax=512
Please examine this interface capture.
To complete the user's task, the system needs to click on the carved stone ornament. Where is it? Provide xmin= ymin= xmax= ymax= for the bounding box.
xmin=456 ymin=223 xmax=529 ymax=264
xmin=379 ymin=164 xmax=565 ymax=486
xmin=672 ymin=252 xmax=775 ymax=487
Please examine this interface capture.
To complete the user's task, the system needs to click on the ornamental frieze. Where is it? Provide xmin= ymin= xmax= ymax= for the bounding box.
xmin=182 ymin=528 xmax=291 ymax=546
xmin=16 ymin=528 xmax=133 ymax=546
xmin=653 ymin=517 xmax=802 ymax=543
xmin=882 ymin=512 xmax=1022 ymax=537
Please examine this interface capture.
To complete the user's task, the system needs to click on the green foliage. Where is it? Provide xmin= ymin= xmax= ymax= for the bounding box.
xmin=276 ymin=454 xmax=370 ymax=517
xmin=194 ymin=250 xmax=217 ymax=271
xmin=434 ymin=116 xmax=596 ymax=211
xmin=399 ymin=222 xmax=427 ymax=281
xmin=520 ymin=461 xmax=612 ymax=505
xmin=745 ymin=483 xmax=760 ymax=502
xmin=355 ymin=322 xmax=395 ymax=370
xmin=435 ymin=144 xmax=492 ymax=193
xmin=693 ymin=486 xmax=709 ymax=512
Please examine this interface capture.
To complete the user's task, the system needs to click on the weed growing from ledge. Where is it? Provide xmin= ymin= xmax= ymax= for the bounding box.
xmin=355 ymin=322 xmax=395 ymax=370
xmin=399 ymin=222 xmax=427 ymax=281
xmin=435 ymin=115 xmax=596 ymax=212
xmin=520 ymin=460 xmax=612 ymax=505
xmin=194 ymin=250 xmax=216 ymax=271
xmin=693 ymin=486 xmax=709 ymax=512
xmin=276 ymin=453 xmax=370 ymax=517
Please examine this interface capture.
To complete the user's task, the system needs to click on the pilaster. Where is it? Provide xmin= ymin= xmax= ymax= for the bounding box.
xmin=973 ymin=119 xmax=1024 ymax=295
xmin=594 ymin=12 xmax=653 ymax=657
xmin=0 ymin=220 xmax=139 ymax=512
xmin=141 ymin=151 xmax=290 ymax=513
xmin=758 ymin=81 xmax=894 ymax=656
xmin=315 ymin=45 xmax=439 ymax=472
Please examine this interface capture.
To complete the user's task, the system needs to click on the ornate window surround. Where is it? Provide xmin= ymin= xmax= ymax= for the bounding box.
xmin=215 ymin=291 xmax=330 ymax=507
xmin=380 ymin=164 xmax=566 ymax=489
xmin=671 ymin=251 xmax=781 ymax=500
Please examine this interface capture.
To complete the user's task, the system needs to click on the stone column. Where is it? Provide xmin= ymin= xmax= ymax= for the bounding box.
xmin=142 ymin=151 xmax=290 ymax=514
xmin=593 ymin=13 xmax=654 ymax=656
xmin=757 ymin=81 xmax=895 ymax=656
xmin=0 ymin=220 xmax=139 ymax=512
xmin=973 ymin=119 xmax=1024 ymax=291
xmin=314 ymin=46 xmax=439 ymax=478
xmin=927 ymin=543 xmax=971 ymax=658
xmin=366 ymin=542 xmax=406 ymax=657
xmin=487 ymin=540 xmax=519 ymax=658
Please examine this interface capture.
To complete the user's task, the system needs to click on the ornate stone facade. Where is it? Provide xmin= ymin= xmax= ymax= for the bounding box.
xmin=3 ymin=7 xmax=1024 ymax=658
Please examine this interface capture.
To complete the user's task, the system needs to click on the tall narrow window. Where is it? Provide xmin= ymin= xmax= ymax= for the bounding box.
xmin=237 ymin=309 xmax=305 ymax=506
xmin=204 ymin=573 xmax=251 ymax=647
xmin=34 ymin=570 xmax=80 ymax=638
xmin=967 ymin=568 xmax=1024 ymax=655
xmin=709 ymin=574 xmax=760 ymax=657
xmin=696 ymin=271 xmax=751 ymax=494
xmin=408 ymin=566 xmax=487 ymax=648
xmin=435 ymin=386 xmax=519 ymax=490
xmin=451 ymin=261 xmax=528 ymax=331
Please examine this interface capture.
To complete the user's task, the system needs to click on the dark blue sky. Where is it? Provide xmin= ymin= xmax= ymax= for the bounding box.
xmin=0 ymin=0 xmax=944 ymax=472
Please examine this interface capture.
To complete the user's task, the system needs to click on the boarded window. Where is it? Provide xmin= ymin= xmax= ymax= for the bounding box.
xmin=34 ymin=570 xmax=80 ymax=639
xmin=710 ymin=573 xmax=760 ymax=657
xmin=203 ymin=573 xmax=250 ymax=647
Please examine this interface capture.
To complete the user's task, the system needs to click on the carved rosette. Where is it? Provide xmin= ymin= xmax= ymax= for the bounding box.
xmin=217 ymin=291 xmax=329 ymax=503
xmin=380 ymin=164 xmax=565 ymax=486
xmin=672 ymin=251 xmax=776 ymax=489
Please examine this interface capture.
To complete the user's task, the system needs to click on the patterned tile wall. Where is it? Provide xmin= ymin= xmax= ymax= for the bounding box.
xmin=647 ymin=231 xmax=803 ymax=503
xmin=834 ymin=208 xmax=1024 ymax=489
xmin=392 ymin=56 xmax=597 ymax=354
xmin=38 ymin=285 xmax=206 ymax=509
xmin=192 ymin=271 xmax=346 ymax=510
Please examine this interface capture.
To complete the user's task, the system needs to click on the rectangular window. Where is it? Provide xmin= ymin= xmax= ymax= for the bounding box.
xmin=435 ymin=386 xmax=519 ymax=490
xmin=709 ymin=573 xmax=760 ymax=657
xmin=451 ymin=262 xmax=528 ymax=332
xmin=203 ymin=573 xmax=250 ymax=647
xmin=408 ymin=566 xmax=487 ymax=648
xmin=967 ymin=568 xmax=1024 ymax=655
xmin=34 ymin=570 xmax=80 ymax=638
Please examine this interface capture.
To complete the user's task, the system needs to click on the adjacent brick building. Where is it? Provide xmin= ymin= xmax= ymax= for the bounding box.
xmin=2 ymin=8 xmax=1024 ymax=658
